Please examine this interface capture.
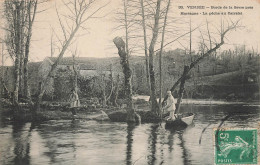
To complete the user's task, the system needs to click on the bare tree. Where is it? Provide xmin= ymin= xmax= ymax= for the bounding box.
xmin=113 ymin=0 xmax=140 ymax=110
xmin=96 ymin=64 xmax=115 ymax=107
xmin=3 ymin=0 xmax=38 ymax=106
xmin=116 ymin=0 xmax=192 ymax=116
xmin=117 ymin=0 xmax=189 ymax=115
xmin=113 ymin=37 xmax=135 ymax=122
xmin=35 ymin=0 xmax=109 ymax=110
xmin=147 ymin=0 xmax=161 ymax=114
xmin=3 ymin=0 xmax=26 ymax=105
xmin=114 ymin=0 xmax=140 ymax=56
xmin=158 ymin=0 xmax=170 ymax=112
xmin=140 ymin=0 xmax=151 ymax=94
xmin=166 ymin=19 xmax=242 ymax=113
xmin=24 ymin=0 xmax=38 ymax=104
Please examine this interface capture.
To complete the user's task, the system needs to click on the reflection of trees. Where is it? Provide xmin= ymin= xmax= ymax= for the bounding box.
xmin=147 ymin=124 xmax=159 ymax=165
xmin=126 ymin=123 xmax=136 ymax=165
xmin=70 ymin=120 xmax=78 ymax=160
xmin=167 ymin=129 xmax=192 ymax=165
xmin=36 ymin=121 xmax=78 ymax=164
xmin=177 ymin=131 xmax=191 ymax=165
xmin=12 ymin=122 xmax=34 ymax=165
xmin=167 ymin=130 xmax=174 ymax=153
xmin=158 ymin=128 xmax=166 ymax=165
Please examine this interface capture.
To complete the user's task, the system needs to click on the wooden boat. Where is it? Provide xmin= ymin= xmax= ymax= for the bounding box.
xmin=165 ymin=113 xmax=195 ymax=129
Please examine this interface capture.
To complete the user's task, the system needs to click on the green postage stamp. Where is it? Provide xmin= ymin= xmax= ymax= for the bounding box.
xmin=214 ymin=128 xmax=258 ymax=164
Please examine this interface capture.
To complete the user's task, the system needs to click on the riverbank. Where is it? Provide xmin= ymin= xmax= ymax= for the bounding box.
xmin=0 ymin=97 xmax=164 ymax=123
xmin=133 ymin=95 xmax=260 ymax=106
xmin=0 ymin=98 xmax=116 ymax=122
xmin=0 ymin=106 xmax=113 ymax=123
xmin=1 ymin=96 xmax=259 ymax=123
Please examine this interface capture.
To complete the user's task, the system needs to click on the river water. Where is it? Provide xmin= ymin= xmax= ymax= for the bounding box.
xmin=0 ymin=104 xmax=259 ymax=165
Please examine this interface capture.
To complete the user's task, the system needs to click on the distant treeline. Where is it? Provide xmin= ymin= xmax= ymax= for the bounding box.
xmin=1 ymin=47 xmax=259 ymax=102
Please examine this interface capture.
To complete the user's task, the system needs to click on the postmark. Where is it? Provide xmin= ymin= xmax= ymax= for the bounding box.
xmin=214 ymin=128 xmax=257 ymax=164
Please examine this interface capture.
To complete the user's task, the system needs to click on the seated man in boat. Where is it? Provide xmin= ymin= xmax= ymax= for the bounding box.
xmin=163 ymin=91 xmax=176 ymax=120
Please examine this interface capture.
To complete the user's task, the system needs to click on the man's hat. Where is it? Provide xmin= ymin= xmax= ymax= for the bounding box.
xmin=167 ymin=91 xmax=172 ymax=94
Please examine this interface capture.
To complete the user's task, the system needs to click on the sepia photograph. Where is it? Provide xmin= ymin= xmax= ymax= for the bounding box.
xmin=0 ymin=0 xmax=259 ymax=164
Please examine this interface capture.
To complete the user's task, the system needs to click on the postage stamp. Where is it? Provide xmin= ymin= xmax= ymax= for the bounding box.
xmin=214 ymin=128 xmax=258 ymax=164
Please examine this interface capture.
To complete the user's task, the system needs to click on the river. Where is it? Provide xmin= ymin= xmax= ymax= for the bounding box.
xmin=0 ymin=104 xmax=259 ymax=165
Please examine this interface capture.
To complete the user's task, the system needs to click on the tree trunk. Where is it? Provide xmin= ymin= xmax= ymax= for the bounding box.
xmin=113 ymin=37 xmax=135 ymax=123
xmin=19 ymin=1 xmax=25 ymax=98
xmin=24 ymin=0 xmax=37 ymax=104
xmin=175 ymin=66 xmax=189 ymax=115
xmin=148 ymin=0 xmax=161 ymax=114
xmin=13 ymin=2 xmax=22 ymax=106
xmin=24 ymin=50 xmax=31 ymax=103
xmin=140 ymin=0 xmax=151 ymax=95
xmin=159 ymin=0 xmax=171 ymax=111
xmin=19 ymin=46 xmax=24 ymax=97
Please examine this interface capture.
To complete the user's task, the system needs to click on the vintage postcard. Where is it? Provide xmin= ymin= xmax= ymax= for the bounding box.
xmin=0 ymin=0 xmax=259 ymax=164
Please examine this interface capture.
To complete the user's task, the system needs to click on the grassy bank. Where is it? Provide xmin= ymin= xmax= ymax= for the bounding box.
xmin=0 ymin=97 xmax=165 ymax=123
xmin=0 ymin=99 xmax=118 ymax=122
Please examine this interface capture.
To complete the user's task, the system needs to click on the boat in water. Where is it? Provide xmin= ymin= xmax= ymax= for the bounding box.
xmin=165 ymin=113 xmax=195 ymax=129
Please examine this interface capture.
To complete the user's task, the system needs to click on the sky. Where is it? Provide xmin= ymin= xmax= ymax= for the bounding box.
xmin=1 ymin=0 xmax=260 ymax=65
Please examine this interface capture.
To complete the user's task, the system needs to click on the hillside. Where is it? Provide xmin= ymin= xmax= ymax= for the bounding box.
xmin=1 ymin=48 xmax=259 ymax=101
xmin=185 ymin=67 xmax=260 ymax=100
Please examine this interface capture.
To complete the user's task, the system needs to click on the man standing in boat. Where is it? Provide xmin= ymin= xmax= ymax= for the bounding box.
xmin=163 ymin=91 xmax=176 ymax=120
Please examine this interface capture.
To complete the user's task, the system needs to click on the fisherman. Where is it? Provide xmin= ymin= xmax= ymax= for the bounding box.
xmin=163 ymin=91 xmax=176 ymax=120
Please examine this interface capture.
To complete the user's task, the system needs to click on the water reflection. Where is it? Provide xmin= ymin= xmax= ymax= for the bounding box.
xmin=177 ymin=130 xmax=191 ymax=165
xmin=36 ymin=120 xmax=78 ymax=164
xmin=147 ymin=124 xmax=159 ymax=165
xmin=166 ymin=124 xmax=194 ymax=165
xmin=125 ymin=123 xmax=195 ymax=165
xmin=167 ymin=129 xmax=174 ymax=153
xmin=12 ymin=122 xmax=34 ymax=165
xmin=126 ymin=123 xmax=136 ymax=165
xmin=0 ymin=104 xmax=259 ymax=165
